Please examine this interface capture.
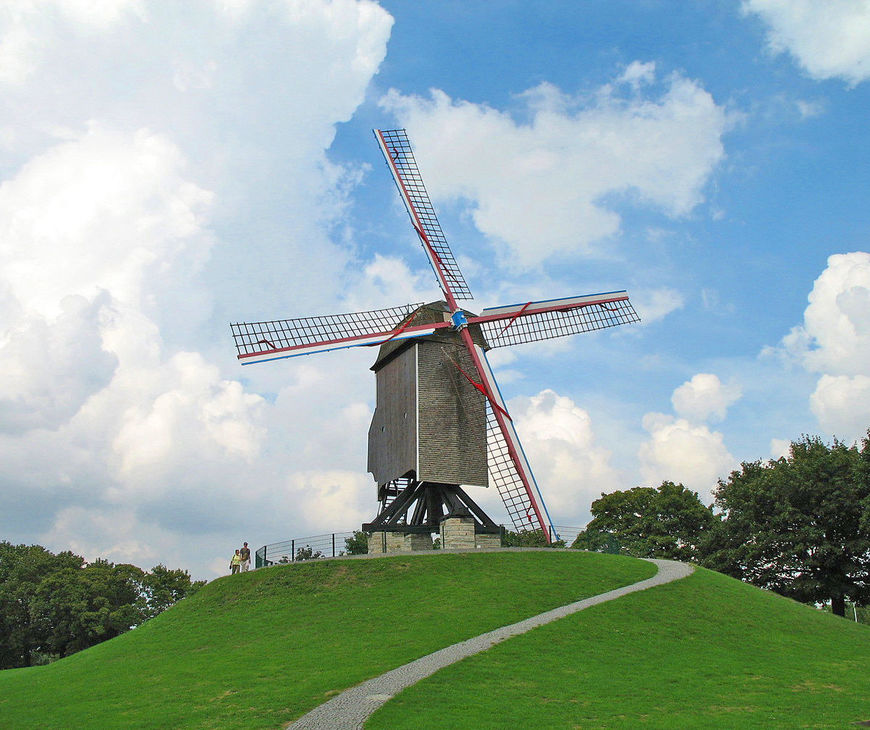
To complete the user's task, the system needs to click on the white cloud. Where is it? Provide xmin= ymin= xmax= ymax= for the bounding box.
xmin=0 ymin=124 xmax=214 ymax=319
xmin=618 ymin=60 xmax=657 ymax=88
xmin=638 ymin=413 xmax=737 ymax=502
xmin=781 ymin=251 xmax=870 ymax=440
xmin=0 ymin=23 xmax=37 ymax=85
xmin=379 ymin=67 xmax=729 ymax=267
xmin=632 ymin=287 xmax=684 ymax=324
xmin=770 ymin=438 xmax=791 ymax=459
xmin=0 ymin=295 xmax=117 ymax=432
xmin=809 ymin=374 xmax=870 ymax=441
xmin=0 ymin=0 xmax=395 ymax=579
xmin=0 ymin=1 xmax=145 ymax=87
xmin=744 ymin=0 xmax=870 ymax=85
xmin=111 ymin=352 xmax=266 ymax=483
xmin=507 ymin=390 xmax=622 ymax=523
xmin=784 ymin=252 xmax=870 ymax=375
xmin=671 ymin=373 xmax=742 ymax=423
xmin=288 ymin=470 xmax=372 ymax=532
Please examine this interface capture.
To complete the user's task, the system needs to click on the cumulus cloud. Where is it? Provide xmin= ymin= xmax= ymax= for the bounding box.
xmin=619 ymin=60 xmax=657 ymax=88
xmin=504 ymin=390 xmax=622 ymax=523
xmin=0 ymin=1 xmax=145 ymax=87
xmin=0 ymin=0 xmax=395 ymax=578
xmin=111 ymin=352 xmax=266 ymax=484
xmin=744 ymin=0 xmax=870 ymax=85
xmin=632 ymin=287 xmax=684 ymax=324
xmin=0 ymin=124 xmax=213 ymax=319
xmin=379 ymin=67 xmax=729 ymax=267
xmin=636 ymin=372 xmax=739 ymax=501
xmin=769 ymin=438 xmax=791 ymax=459
xmin=288 ymin=470 xmax=372 ymax=533
xmin=0 ymin=295 xmax=117 ymax=432
xmin=671 ymin=373 xmax=742 ymax=423
xmin=809 ymin=374 xmax=870 ymax=441
xmin=638 ymin=413 xmax=737 ymax=502
xmin=781 ymin=251 xmax=870 ymax=440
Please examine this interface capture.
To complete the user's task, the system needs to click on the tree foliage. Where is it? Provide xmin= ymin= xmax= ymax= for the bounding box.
xmin=572 ymin=481 xmax=716 ymax=561
xmin=703 ymin=435 xmax=870 ymax=617
xmin=344 ymin=531 xmax=369 ymax=555
xmin=501 ymin=529 xmax=566 ymax=548
xmin=294 ymin=545 xmax=325 ymax=561
xmin=0 ymin=542 xmax=204 ymax=669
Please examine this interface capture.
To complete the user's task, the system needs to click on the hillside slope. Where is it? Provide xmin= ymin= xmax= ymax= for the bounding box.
xmin=368 ymin=566 xmax=870 ymax=729
xmin=0 ymin=550 xmax=652 ymax=729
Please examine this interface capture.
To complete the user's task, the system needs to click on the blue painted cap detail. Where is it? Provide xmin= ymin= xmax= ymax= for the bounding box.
xmin=451 ymin=310 xmax=468 ymax=329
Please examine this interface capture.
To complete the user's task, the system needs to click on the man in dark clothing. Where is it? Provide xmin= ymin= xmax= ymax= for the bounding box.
xmin=239 ymin=542 xmax=251 ymax=572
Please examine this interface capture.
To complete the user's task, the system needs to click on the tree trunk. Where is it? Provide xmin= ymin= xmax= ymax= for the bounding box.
xmin=831 ymin=595 xmax=846 ymax=617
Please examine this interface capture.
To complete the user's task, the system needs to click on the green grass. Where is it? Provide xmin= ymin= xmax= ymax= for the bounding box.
xmin=366 ymin=567 xmax=870 ymax=729
xmin=0 ymin=551 xmax=652 ymax=729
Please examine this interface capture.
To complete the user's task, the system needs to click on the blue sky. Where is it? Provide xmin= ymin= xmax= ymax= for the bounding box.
xmin=1 ymin=0 xmax=869 ymax=578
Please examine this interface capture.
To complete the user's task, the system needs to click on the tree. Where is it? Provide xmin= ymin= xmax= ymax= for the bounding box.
xmin=572 ymin=482 xmax=717 ymax=561
xmin=294 ymin=545 xmax=324 ymax=561
xmin=0 ymin=543 xmax=83 ymax=668
xmin=344 ymin=531 xmax=369 ymax=555
xmin=29 ymin=560 xmax=147 ymax=658
xmin=0 ymin=543 xmax=205 ymax=668
xmin=142 ymin=564 xmax=205 ymax=620
xmin=501 ymin=529 xmax=565 ymax=548
xmin=704 ymin=435 xmax=870 ymax=617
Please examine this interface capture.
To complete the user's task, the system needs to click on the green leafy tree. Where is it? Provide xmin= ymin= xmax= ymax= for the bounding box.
xmin=294 ymin=545 xmax=324 ymax=561
xmin=501 ymin=529 xmax=565 ymax=548
xmin=30 ymin=560 xmax=146 ymax=658
xmin=142 ymin=564 xmax=205 ymax=620
xmin=572 ymin=481 xmax=717 ymax=561
xmin=704 ymin=435 xmax=870 ymax=617
xmin=0 ymin=543 xmax=83 ymax=668
xmin=344 ymin=531 xmax=369 ymax=555
xmin=0 ymin=543 xmax=205 ymax=668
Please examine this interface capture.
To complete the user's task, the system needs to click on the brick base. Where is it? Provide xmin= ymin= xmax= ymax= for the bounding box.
xmin=367 ymin=531 xmax=434 ymax=554
xmin=474 ymin=533 xmax=501 ymax=549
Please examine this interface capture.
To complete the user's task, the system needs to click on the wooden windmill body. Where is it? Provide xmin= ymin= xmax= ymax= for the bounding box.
xmin=367 ymin=302 xmax=489 ymax=491
xmin=231 ymin=129 xmax=640 ymax=547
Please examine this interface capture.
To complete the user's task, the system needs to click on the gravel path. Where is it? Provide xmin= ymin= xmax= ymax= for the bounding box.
xmin=286 ymin=557 xmax=693 ymax=730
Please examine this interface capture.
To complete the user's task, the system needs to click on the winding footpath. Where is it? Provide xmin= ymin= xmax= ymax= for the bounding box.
xmin=287 ymin=557 xmax=694 ymax=730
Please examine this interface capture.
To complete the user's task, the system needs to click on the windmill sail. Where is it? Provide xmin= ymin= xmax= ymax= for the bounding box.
xmin=230 ymin=303 xmax=452 ymax=364
xmin=231 ymin=127 xmax=641 ymax=547
xmin=475 ymin=345 xmax=556 ymax=538
xmin=374 ymin=129 xmax=473 ymax=301
xmin=474 ymin=292 xmax=640 ymax=349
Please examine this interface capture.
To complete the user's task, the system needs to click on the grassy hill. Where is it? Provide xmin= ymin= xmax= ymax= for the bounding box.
xmin=0 ymin=551 xmax=867 ymax=729
xmin=368 ymin=566 xmax=870 ymax=729
xmin=0 ymin=550 xmax=652 ymax=729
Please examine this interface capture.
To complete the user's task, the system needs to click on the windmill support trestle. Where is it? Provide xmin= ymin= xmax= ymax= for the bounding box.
xmin=363 ymin=480 xmax=502 ymax=553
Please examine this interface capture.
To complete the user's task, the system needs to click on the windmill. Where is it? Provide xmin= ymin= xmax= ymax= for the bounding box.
xmin=230 ymin=128 xmax=639 ymax=549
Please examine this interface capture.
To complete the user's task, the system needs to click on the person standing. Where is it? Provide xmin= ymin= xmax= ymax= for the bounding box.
xmin=230 ymin=549 xmax=242 ymax=574
xmin=239 ymin=542 xmax=251 ymax=572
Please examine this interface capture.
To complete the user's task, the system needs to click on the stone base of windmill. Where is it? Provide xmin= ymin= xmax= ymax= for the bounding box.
xmin=439 ymin=516 xmax=502 ymax=550
xmin=367 ymin=531 xmax=434 ymax=554
xmin=367 ymin=518 xmax=502 ymax=554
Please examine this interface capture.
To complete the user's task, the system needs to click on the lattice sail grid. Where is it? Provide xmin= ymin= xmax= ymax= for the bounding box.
xmin=486 ymin=402 xmax=539 ymax=533
xmin=377 ymin=129 xmax=473 ymax=301
xmin=230 ymin=303 xmax=424 ymax=356
xmin=481 ymin=299 xmax=640 ymax=349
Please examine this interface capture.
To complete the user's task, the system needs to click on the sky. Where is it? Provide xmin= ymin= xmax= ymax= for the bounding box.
xmin=2 ymin=0 xmax=870 ymax=579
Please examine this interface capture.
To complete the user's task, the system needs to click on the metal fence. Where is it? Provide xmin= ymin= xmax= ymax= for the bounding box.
xmin=254 ymin=526 xmax=584 ymax=568
xmin=552 ymin=525 xmax=582 ymax=546
xmin=255 ymin=531 xmax=359 ymax=568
